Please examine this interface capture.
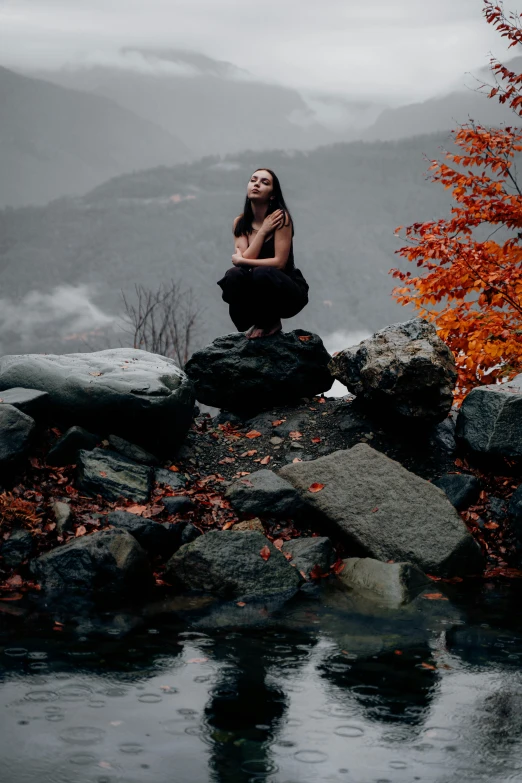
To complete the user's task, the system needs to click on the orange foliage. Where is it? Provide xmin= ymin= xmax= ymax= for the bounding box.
xmin=391 ymin=2 xmax=522 ymax=402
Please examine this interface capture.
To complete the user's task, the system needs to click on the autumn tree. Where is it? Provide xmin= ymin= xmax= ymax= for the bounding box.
xmin=391 ymin=1 xmax=522 ymax=402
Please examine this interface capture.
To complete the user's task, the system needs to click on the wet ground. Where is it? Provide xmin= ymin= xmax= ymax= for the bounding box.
xmin=3 ymin=579 xmax=522 ymax=783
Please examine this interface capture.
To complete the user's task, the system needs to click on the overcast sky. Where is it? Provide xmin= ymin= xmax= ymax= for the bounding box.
xmin=1 ymin=0 xmax=516 ymax=101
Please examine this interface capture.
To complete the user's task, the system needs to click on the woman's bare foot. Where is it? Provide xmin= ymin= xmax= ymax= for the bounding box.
xmin=245 ymin=325 xmax=265 ymax=339
xmin=246 ymin=320 xmax=282 ymax=339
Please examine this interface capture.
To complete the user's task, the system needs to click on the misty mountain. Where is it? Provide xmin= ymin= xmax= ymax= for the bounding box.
xmin=363 ymin=60 xmax=519 ymax=141
xmin=0 ymin=133 xmax=455 ymax=356
xmin=0 ymin=66 xmax=190 ymax=208
xmin=32 ymin=49 xmax=352 ymax=159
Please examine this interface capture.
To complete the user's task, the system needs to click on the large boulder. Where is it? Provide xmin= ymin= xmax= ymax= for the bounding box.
xmin=225 ymin=469 xmax=305 ymax=518
xmin=279 ymin=443 xmax=484 ymax=577
xmin=329 ymin=319 xmax=456 ymax=424
xmin=31 ymin=529 xmax=153 ymax=600
xmin=165 ymin=530 xmax=301 ymax=599
xmin=456 ymin=376 xmax=522 ymax=457
xmin=77 ymin=448 xmax=153 ymax=502
xmin=185 ymin=330 xmax=333 ymax=412
xmin=0 ymin=404 xmax=35 ymax=465
xmin=0 ymin=349 xmax=195 ymax=454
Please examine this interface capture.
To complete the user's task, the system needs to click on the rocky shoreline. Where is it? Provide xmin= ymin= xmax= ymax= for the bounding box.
xmin=1 ymin=319 xmax=522 ymax=634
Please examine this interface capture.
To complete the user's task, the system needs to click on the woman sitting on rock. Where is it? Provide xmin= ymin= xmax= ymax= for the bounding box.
xmin=217 ymin=168 xmax=309 ymax=339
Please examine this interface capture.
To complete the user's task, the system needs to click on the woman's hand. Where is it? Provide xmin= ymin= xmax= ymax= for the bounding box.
xmin=232 ymin=249 xmax=245 ymax=266
xmin=260 ymin=209 xmax=284 ymax=235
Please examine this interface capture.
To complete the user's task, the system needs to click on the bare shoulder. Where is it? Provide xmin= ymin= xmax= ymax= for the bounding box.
xmin=278 ymin=212 xmax=293 ymax=231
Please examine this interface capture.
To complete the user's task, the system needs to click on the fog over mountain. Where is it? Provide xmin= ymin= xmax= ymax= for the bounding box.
xmin=0 ymin=135 xmax=457 ymax=356
xmin=0 ymin=65 xmax=189 ymax=207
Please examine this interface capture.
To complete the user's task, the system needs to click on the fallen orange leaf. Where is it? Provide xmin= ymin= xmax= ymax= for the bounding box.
xmin=273 ymin=538 xmax=284 ymax=550
xmin=420 ymin=663 xmax=436 ymax=671
xmin=236 ymin=602 xmax=246 ymax=607
xmin=126 ymin=504 xmax=147 ymax=515
xmin=298 ymin=335 xmax=312 ymax=342
xmin=484 ymin=521 xmax=499 ymax=530
xmin=311 ymin=437 xmax=321 ymax=443
xmin=272 ymin=419 xmax=286 ymax=427
xmin=394 ymin=650 xmax=403 ymax=656
xmin=260 ymin=545 xmax=271 ymax=561
xmin=259 ymin=455 xmax=271 ymax=465
xmin=292 ymin=457 xmax=302 ymax=463
xmin=289 ymin=431 xmax=303 ymax=440
xmin=168 ymin=465 xmax=180 ymax=472
xmin=308 ymin=483 xmax=325 ymax=493
xmin=423 ymin=593 xmax=448 ymax=600
xmin=245 ymin=430 xmax=262 ymax=439
xmin=75 ymin=525 xmax=87 ymax=537
xmin=222 ymin=520 xmax=235 ymax=530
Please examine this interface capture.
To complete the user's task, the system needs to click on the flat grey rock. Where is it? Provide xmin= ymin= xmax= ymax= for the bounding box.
xmin=225 ymin=469 xmax=305 ymax=518
xmin=279 ymin=443 xmax=484 ymax=577
xmin=185 ymin=330 xmax=333 ymax=412
xmin=0 ymin=404 xmax=35 ymax=465
xmin=0 ymin=348 xmax=195 ymax=454
xmin=456 ymin=378 xmax=522 ymax=456
xmin=165 ymin=530 xmax=300 ymax=599
xmin=329 ymin=319 xmax=457 ymax=423
xmin=337 ymin=557 xmax=430 ymax=606
xmin=0 ymin=387 xmax=48 ymax=416
xmin=32 ymin=529 xmax=153 ymax=600
xmin=77 ymin=448 xmax=153 ymax=502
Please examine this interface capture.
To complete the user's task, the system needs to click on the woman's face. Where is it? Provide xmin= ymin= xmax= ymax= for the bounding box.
xmin=247 ymin=170 xmax=274 ymax=203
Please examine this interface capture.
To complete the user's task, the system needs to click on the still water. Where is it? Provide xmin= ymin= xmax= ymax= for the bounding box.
xmin=2 ymin=580 xmax=522 ymax=783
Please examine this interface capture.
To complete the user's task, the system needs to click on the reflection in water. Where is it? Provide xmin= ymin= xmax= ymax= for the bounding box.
xmin=204 ymin=630 xmax=315 ymax=783
xmin=319 ymin=644 xmax=436 ymax=728
xmin=2 ymin=584 xmax=522 ymax=781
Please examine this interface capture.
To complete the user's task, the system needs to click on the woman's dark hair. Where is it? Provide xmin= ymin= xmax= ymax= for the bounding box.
xmin=234 ymin=168 xmax=294 ymax=238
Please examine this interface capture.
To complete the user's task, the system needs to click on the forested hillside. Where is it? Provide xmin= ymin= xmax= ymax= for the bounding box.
xmin=0 ymin=66 xmax=189 ymax=208
xmin=0 ymin=133 xmax=455 ymax=355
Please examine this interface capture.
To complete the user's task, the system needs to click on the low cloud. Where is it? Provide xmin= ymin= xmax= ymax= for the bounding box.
xmin=0 ymin=285 xmax=116 ymax=354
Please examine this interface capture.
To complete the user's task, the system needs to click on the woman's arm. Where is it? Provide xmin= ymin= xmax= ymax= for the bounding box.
xmin=233 ymin=217 xmax=249 ymax=255
xmin=233 ymin=216 xmax=292 ymax=270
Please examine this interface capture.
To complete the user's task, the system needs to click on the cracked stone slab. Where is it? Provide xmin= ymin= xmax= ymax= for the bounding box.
xmin=279 ymin=443 xmax=484 ymax=577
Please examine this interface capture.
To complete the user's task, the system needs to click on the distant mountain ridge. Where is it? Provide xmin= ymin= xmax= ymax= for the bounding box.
xmin=0 ymin=65 xmax=190 ymax=208
xmin=0 ymin=134 xmax=454 ymax=356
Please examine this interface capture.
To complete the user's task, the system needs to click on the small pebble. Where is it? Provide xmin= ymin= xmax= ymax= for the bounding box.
xmin=270 ymin=436 xmax=283 ymax=446
xmin=291 ymin=442 xmax=304 ymax=450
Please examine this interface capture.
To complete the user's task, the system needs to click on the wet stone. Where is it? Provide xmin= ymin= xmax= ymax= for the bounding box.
xmin=47 ymin=426 xmax=99 ymax=467
xmin=76 ymin=448 xmax=153 ymax=503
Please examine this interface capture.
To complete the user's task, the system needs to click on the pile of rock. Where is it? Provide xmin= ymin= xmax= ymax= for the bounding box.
xmin=6 ymin=316 xmax=522 ymax=618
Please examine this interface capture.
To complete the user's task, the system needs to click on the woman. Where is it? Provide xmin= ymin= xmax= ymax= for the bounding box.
xmin=217 ymin=168 xmax=309 ymax=339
